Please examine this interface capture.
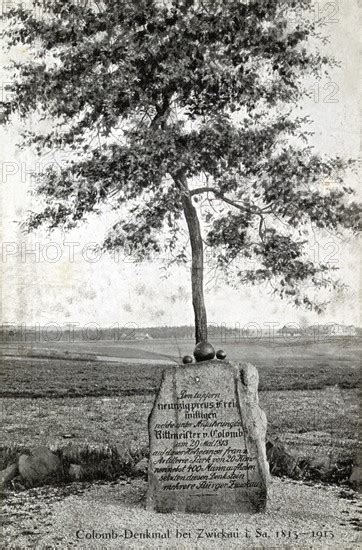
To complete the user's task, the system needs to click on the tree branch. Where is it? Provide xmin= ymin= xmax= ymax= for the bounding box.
xmin=150 ymin=92 xmax=174 ymax=129
xmin=190 ymin=186 xmax=271 ymax=215
xmin=190 ymin=186 xmax=218 ymax=196
xmin=259 ymin=216 xmax=266 ymax=242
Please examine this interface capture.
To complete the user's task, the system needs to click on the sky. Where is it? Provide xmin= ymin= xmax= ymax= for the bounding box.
xmin=0 ymin=0 xmax=360 ymax=331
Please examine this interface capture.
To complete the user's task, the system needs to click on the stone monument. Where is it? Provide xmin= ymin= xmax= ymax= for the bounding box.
xmin=147 ymin=360 xmax=269 ymax=513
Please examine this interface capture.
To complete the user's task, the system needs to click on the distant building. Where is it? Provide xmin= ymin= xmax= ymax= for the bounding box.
xmin=277 ymin=323 xmax=357 ymax=337
xmin=136 ymin=332 xmax=153 ymax=340
xmin=277 ymin=325 xmax=302 ymax=336
xmin=311 ymin=323 xmax=357 ymax=336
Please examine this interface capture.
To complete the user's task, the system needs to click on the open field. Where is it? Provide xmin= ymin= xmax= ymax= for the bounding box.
xmin=0 ymin=355 xmax=359 ymax=398
xmin=1 ymin=388 xmax=358 ymax=464
xmin=1 ymin=334 xmax=360 ymax=367
xmin=0 ymin=337 xmax=360 ymax=473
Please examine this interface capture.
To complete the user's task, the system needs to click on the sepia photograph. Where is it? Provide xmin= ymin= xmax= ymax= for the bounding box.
xmin=0 ymin=0 xmax=361 ymax=547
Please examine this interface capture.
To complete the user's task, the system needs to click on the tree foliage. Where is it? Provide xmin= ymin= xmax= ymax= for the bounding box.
xmin=1 ymin=0 xmax=360 ymax=313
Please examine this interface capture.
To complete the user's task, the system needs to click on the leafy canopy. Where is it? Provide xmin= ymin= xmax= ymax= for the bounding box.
xmin=1 ymin=0 xmax=360 ymax=312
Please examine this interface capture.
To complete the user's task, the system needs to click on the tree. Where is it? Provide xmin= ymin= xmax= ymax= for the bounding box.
xmin=1 ymin=0 xmax=360 ymax=343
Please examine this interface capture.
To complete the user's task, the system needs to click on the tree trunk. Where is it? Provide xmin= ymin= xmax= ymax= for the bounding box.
xmin=181 ymin=193 xmax=208 ymax=344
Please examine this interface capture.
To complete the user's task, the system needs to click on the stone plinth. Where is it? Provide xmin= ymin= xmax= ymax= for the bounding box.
xmin=146 ymin=361 xmax=269 ymax=513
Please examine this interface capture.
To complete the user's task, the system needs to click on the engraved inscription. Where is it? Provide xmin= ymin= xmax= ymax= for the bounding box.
xmin=151 ymin=389 xmax=261 ymax=493
xmin=147 ymin=362 xmax=268 ymax=513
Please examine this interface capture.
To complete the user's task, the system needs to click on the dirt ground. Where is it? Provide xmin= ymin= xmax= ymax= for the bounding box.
xmin=2 ymin=477 xmax=361 ymax=548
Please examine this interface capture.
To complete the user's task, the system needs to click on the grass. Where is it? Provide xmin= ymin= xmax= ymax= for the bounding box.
xmin=1 ymin=388 xmax=358 ymax=464
xmin=0 ymin=355 xmax=359 ymax=398
xmin=0 ymin=337 xmax=359 ymax=483
xmin=0 ymin=442 xmax=146 ymax=486
xmin=2 ymin=334 xmax=360 ymax=366
xmin=0 ymin=358 xmax=162 ymax=398
xmin=1 ymin=336 xmax=359 ymax=398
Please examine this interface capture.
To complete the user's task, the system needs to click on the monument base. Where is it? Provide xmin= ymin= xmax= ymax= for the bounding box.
xmin=147 ymin=360 xmax=269 ymax=514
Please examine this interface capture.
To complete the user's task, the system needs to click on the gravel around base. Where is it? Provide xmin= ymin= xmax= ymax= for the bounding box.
xmin=3 ymin=478 xmax=361 ymax=549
